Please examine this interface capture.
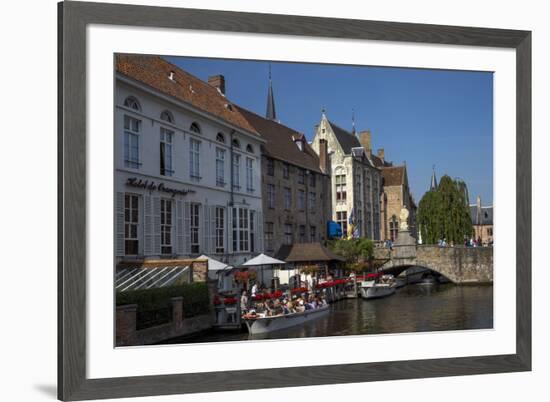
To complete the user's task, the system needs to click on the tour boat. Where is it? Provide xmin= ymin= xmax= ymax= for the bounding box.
xmin=360 ymin=274 xmax=397 ymax=299
xmin=243 ymin=305 xmax=330 ymax=335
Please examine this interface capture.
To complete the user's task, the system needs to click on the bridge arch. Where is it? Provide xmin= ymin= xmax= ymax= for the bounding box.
xmin=373 ymin=245 xmax=493 ymax=285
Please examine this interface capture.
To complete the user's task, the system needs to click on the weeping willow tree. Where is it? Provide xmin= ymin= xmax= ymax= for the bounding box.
xmin=417 ymin=175 xmax=473 ymax=244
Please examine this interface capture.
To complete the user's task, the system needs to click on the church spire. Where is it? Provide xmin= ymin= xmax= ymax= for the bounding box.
xmin=429 ymin=165 xmax=438 ymax=191
xmin=351 ymin=108 xmax=356 ymax=135
xmin=265 ymin=63 xmax=276 ymax=121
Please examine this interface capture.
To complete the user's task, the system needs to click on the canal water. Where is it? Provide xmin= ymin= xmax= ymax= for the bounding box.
xmin=160 ymin=283 xmax=493 ymax=344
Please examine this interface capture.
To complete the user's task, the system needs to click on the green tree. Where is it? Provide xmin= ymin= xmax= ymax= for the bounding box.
xmin=417 ymin=175 xmax=473 ymax=244
xmin=327 ymin=238 xmax=374 ymax=272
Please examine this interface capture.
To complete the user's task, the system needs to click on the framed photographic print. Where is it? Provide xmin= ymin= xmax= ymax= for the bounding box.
xmin=58 ymin=1 xmax=531 ymax=400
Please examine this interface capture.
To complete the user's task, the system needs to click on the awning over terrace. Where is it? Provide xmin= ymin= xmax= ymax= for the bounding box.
xmin=115 ymin=264 xmax=190 ymax=292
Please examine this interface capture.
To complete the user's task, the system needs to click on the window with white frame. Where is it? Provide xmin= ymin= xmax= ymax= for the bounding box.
xmin=246 ymin=157 xmax=254 ymax=192
xmin=189 ymin=138 xmax=201 ymax=181
xmin=123 ymin=115 xmax=140 ymax=169
xmin=124 ymin=194 xmax=139 ymax=255
xmin=215 ymin=207 xmax=225 ymax=253
xmin=190 ymin=122 xmax=201 ymax=133
xmin=124 ymin=96 xmax=141 ymax=111
xmin=190 ymin=203 xmax=200 ymax=254
xmin=297 ymin=190 xmax=305 ymax=211
xmin=335 ymin=174 xmax=347 ymax=202
xmin=160 ymin=199 xmax=173 ymax=255
xmin=232 ymin=207 xmax=251 ymax=252
xmin=232 ymin=154 xmax=241 ymax=190
xmin=267 ymin=184 xmax=275 ymax=209
xmin=239 ymin=208 xmax=249 ymax=252
xmin=160 ymin=127 xmax=174 ymax=176
xmin=336 ymin=211 xmax=348 ymax=236
xmin=216 ymin=147 xmax=225 ymax=187
xmin=160 ymin=110 xmax=174 ymax=124
xmin=283 ymin=187 xmax=291 ymax=210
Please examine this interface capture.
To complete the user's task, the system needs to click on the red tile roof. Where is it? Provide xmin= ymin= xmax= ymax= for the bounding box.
xmin=236 ymin=106 xmax=324 ymax=173
xmin=115 ymin=55 xmax=260 ymax=137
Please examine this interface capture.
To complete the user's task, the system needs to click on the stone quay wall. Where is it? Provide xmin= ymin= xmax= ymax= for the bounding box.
xmin=116 ymin=296 xmax=213 ymax=346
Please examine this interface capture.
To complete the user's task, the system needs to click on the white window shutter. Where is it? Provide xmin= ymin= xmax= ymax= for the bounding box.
xmin=115 ymin=192 xmax=125 ymax=256
xmin=256 ymin=210 xmax=263 ymax=252
xmin=227 ymin=207 xmax=233 ymax=253
xmin=184 ymin=202 xmax=191 ymax=254
xmin=201 ymin=204 xmax=208 ymax=254
xmin=210 ymin=205 xmax=217 ymax=254
xmin=176 ymin=199 xmax=184 ymax=255
xmin=144 ymin=195 xmax=153 ymax=255
xmin=152 ymin=197 xmax=161 ymax=255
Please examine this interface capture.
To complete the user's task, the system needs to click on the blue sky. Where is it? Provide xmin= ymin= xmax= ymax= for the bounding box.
xmin=166 ymin=56 xmax=493 ymax=206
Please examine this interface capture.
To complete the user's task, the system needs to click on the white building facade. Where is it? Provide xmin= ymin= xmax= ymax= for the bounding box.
xmin=310 ymin=113 xmax=382 ymax=240
xmin=115 ymin=57 xmax=265 ymax=266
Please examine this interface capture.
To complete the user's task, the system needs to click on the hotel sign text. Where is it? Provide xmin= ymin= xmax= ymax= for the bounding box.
xmin=126 ymin=178 xmax=196 ymax=197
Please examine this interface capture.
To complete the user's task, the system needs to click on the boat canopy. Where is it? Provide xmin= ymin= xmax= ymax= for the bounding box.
xmin=241 ymin=253 xmax=286 ymax=266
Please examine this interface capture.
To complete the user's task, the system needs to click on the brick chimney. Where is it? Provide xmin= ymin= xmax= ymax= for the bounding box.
xmin=358 ymin=130 xmax=371 ymax=151
xmin=319 ymin=139 xmax=329 ymax=174
xmin=377 ymin=148 xmax=385 ymax=162
xmin=208 ymin=75 xmax=225 ymax=95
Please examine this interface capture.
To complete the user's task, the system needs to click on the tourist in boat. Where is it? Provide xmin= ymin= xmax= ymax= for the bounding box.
xmin=295 ymin=297 xmax=305 ymax=313
xmin=273 ymin=298 xmax=283 ymax=315
xmin=263 ymin=299 xmax=275 ymax=316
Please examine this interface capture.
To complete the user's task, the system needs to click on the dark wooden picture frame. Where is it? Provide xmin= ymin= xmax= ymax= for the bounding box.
xmin=58 ymin=1 xmax=531 ymax=400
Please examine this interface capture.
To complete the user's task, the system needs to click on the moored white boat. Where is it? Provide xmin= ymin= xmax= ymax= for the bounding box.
xmin=360 ymin=275 xmax=397 ymax=299
xmin=243 ymin=305 xmax=330 ymax=335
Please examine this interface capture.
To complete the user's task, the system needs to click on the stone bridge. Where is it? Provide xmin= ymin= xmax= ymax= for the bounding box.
xmin=373 ymin=245 xmax=493 ymax=284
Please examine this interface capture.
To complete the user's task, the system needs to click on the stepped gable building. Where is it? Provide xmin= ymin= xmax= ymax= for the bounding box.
xmin=235 ymin=105 xmax=331 ymax=257
xmin=310 ymin=112 xmax=384 ymax=240
xmin=379 ymin=165 xmax=417 ymax=241
xmin=470 ymin=195 xmax=493 ymax=245
xmin=115 ymin=55 xmax=265 ymax=266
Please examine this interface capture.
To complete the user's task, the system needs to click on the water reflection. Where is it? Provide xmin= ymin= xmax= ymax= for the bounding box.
xmin=160 ymin=284 xmax=493 ymax=344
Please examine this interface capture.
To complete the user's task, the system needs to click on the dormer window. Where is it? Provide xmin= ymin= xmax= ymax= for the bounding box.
xmin=168 ymin=71 xmax=176 ymax=81
xmin=190 ymin=122 xmax=201 ymax=134
xmin=123 ymin=96 xmax=141 ymax=111
xmin=216 ymin=133 xmax=225 ymax=143
xmin=246 ymin=144 xmax=254 ymax=153
xmin=160 ymin=110 xmax=174 ymax=124
xmin=232 ymin=138 xmax=241 ymax=149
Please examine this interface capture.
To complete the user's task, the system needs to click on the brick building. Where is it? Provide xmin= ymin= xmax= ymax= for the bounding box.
xmin=470 ymin=195 xmax=493 ymax=245
xmin=236 ymin=105 xmax=331 ymax=256
xmin=379 ymin=165 xmax=417 ymax=241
